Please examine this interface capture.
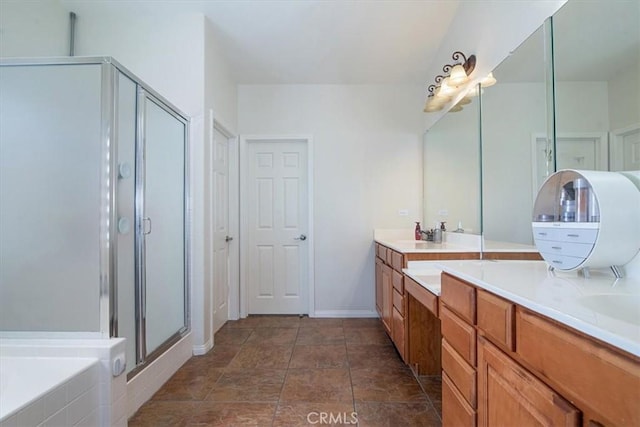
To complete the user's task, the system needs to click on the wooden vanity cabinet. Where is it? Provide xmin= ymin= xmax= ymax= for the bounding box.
xmin=380 ymin=263 xmax=392 ymax=335
xmin=375 ymin=257 xmax=383 ymax=316
xmin=374 ymin=244 xmax=402 ymax=343
xmin=442 ymin=274 xmax=640 ymax=427
xmin=405 ymin=276 xmax=441 ymax=375
xmin=516 ymin=308 xmax=640 ymax=426
xmin=440 ymin=274 xmax=478 ymax=424
xmin=477 ymin=335 xmax=580 ymax=427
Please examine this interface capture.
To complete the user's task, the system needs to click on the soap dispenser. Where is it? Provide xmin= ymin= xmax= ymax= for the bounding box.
xmin=414 ymin=222 xmax=421 ymax=240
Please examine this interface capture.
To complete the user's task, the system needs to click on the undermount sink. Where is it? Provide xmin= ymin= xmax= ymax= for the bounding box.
xmin=578 ymin=294 xmax=640 ymax=325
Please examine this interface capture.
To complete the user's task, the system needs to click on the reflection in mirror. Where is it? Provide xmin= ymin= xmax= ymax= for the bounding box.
xmin=481 ymin=26 xmax=547 ymax=245
xmin=423 ymin=84 xmax=480 ymax=235
xmin=553 ymin=0 xmax=640 ymax=172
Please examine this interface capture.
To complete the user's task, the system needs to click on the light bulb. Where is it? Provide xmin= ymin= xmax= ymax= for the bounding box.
xmin=424 ymin=99 xmax=444 ymax=112
xmin=448 ymin=64 xmax=468 ymax=87
xmin=481 ymin=72 xmax=497 ymax=87
xmin=436 ymin=77 xmax=455 ymax=98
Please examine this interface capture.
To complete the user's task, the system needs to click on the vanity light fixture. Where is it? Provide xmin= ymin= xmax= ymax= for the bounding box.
xmin=423 ymin=51 xmax=476 ymax=113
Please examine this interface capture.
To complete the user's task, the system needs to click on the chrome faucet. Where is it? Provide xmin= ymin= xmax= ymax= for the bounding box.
xmin=421 ymin=229 xmax=434 ymax=241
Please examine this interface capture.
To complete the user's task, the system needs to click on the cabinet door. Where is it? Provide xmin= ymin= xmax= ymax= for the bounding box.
xmin=375 ymin=257 xmax=383 ymax=316
xmin=477 ymin=336 xmax=580 ymax=427
xmin=381 ymin=264 xmax=392 ymax=334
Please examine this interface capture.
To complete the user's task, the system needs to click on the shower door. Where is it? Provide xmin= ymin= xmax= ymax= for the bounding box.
xmin=135 ymin=89 xmax=189 ymax=363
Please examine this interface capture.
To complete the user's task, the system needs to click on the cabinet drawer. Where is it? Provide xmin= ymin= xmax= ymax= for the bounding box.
xmin=534 ymin=239 xmax=594 ymax=259
xmin=477 ymin=290 xmax=515 ymax=352
xmin=443 ymin=372 xmax=476 ymax=427
xmin=441 ymin=305 xmax=476 ymax=366
xmin=392 ymin=270 xmax=403 ymax=293
xmin=391 ymin=250 xmax=404 ymax=271
xmin=539 ymin=252 xmax=585 ymax=270
xmin=516 ymin=308 xmax=640 ymax=426
xmin=392 ymin=307 xmax=406 ymax=361
xmin=442 ymin=338 xmax=476 ymax=408
xmin=392 ymin=288 xmax=404 ymax=315
xmin=386 ymin=247 xmax=393 ymax=265
xmin=405 ymin=276 xmax=438 ymax=316
xmin=532 ymin=226 xmax=598 ymax=244
xmin=376 ymin=243 xmax=387 ymax=261
xmin=441 ymin=273 xmax=476 ymax=324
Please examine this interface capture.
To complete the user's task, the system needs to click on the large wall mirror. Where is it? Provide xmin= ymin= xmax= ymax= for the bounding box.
xmin=424 ymin=0 xmax=639 ymax=250
xmin=423 ymin=84 xmax=481 ymax=236
xmin=480 ymin=25 xmax=547 ymax=245
xmin=553 ymin=0 xmax=639 ymax=172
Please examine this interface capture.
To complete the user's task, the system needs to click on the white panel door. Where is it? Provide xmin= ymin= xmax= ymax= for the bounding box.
xmin=611 ymin=125 xmax=640 ymax=171
xmin=247 ymin=141 xmax=308 ymax=314
xmin=556 ymin=137 xmax=598 ymax=170
xmin=211 ymin=126 xmax=230 ymax=333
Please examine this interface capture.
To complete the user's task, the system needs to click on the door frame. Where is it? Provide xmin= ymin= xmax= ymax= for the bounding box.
xmin=239 ymin=135 xmax=315 ymax=318
xmin=209 ymin=117 xmax=240 ymax=329
xmin=610 ymin=123 xmax=640 ymax=171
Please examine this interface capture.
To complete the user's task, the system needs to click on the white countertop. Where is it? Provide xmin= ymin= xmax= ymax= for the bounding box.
xmin=435 ymin=260 xmax=640 ymax=357
xmin=403 ymin=261 xmax=443 ymax=296
xmin=374 ymin=229 xmax=538 ymax=254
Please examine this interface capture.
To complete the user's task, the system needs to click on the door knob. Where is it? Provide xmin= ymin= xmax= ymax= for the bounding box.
xmin=294 ymin=234 xmax=307 ymax=241
xmin=225 ymin=235 xmax=233 ymax=242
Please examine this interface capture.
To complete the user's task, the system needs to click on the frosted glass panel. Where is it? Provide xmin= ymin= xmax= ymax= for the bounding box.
xmin=115 ymin=72 xmax=137 ymax=371
xmin=0 ymin=64 xmax=102 ymax=331
xmin=143 ymin=97 xmax=186 ymax=355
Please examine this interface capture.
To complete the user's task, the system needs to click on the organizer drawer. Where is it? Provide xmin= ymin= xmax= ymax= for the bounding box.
xmin=535 ymin=239 xmax=594 ymax=259
xmin=532 ymin=226 xmax=598 ymax=244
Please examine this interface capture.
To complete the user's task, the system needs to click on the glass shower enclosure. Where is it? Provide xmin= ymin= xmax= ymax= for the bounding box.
xmin=0 ymin=57 xmax=190 ymax=377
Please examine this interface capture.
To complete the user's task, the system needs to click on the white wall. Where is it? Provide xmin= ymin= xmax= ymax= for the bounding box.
xmin=0 ymin=0 xmax=69 ymax=57
xmin=205 ymin=18 xmax=238 ymax=134
xmin=238 ymin=85 xmax=424 ymax=314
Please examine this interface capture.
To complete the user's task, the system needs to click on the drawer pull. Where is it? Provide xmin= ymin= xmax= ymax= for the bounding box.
xmin=551 ymin=246 xmax=562 ymax=250
xmin=538 ymin=232 xmax=548 ymax=236
xmin=552 ymin=260 xmax=563 ymax=264
xmin=567 ymin=234 xmax=579 ymax=237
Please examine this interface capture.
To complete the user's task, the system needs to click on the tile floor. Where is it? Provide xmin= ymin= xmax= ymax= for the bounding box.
xmin=129 ymin=316 xmax=442 ymax=426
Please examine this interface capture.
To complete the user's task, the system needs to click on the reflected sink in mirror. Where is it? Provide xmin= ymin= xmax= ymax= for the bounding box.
xmin=578 ymin=294 xmax=640 ymax=325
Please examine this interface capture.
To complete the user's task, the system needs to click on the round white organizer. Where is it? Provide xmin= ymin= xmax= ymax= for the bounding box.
xmin=532 ymin=169 xmax=640 ymax=276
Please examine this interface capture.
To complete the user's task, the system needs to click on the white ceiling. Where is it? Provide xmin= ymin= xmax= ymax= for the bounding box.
xmin=61 ymin=0 xmax=461 ymax=85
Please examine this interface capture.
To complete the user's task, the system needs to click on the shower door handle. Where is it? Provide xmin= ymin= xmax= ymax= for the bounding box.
xmin=143 ymin=217 xmax=152 ymax=235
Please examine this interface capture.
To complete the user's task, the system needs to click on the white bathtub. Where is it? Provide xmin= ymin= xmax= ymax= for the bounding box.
xmin=0 ymin=356 xmax=100 ymax=425
xmin=0 ymin=337 xmax=127 ymax=427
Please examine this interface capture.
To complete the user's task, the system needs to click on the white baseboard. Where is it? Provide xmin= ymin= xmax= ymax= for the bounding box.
xmin=312 ymin=310 xmax=379 ymax=318
xmin=192 ymin=339 xmax=212 ymax=356
xmin=127 ymin=333 xmax=192 ymax=419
